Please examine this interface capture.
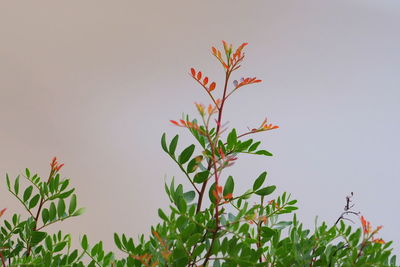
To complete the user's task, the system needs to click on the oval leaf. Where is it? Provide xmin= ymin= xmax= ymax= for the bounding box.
xmin=255 ymin=185 xmax=276 ymax=196
xmin=178 ymin=145 xmax=195 ymax=164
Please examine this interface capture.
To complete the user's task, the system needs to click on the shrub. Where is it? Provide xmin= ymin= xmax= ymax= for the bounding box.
xmin=0 ymin=41 xmax=396 ymax=266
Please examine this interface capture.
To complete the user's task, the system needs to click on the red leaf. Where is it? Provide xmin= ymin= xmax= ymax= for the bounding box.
xmin=203 ymin=77 xmax=208 ymax=85
xmin=197 ymin=71 xmax=202 ymax=80
xmin=190 ymin=68 xmax=196 ymax=77
xmin=0 ymin=208 xmax=6 ymax=217
xmin=209 ymin=82 xmax=216 ymax=92
xmin=170 ymin=120 xmax=180 ymax=126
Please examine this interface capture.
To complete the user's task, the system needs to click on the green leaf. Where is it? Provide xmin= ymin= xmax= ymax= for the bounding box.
xmin=248 ymin=141 xmax=261 ymax=152
xmin=183 ymin=191 xmax=195 ymax=203
xmin=193 ymin=170 xmax=210 ymax=184
xmin=72 ymin=208 xmax=85 ymax=217
xmin=49 ymin=202 xmax=57 ymax=221
xmin=161 ymin=133 xmax=168 ymax=153
xmin=223 ymin=176 xmax=234 ymax=196
xmin=4 ymin=220 xmax=12 ymax=231
xmin=29 ymin=194 xmax=40 ymax=209
xmin=253 ymin=172 xmax=267 ymax=191
xmin=208 ymin=183 xmax=216 ymax=203
xmin=237 ymin=139 xmax=253 ymax=151
xmin=31 ymin=231 xmax=47 ymax=245
xmin=54 ymin=241 xmax=67 ymax=253
xmin=81 ymin=235 xmax=88 ymax=250
xmin=69 ymin=194 xmax=77 ymax=215
xmin=57 ymin=199 xmax=66 ymax=218
xmin=114 ymin=233 xmax=122 ymax=250
xmin=42 ymin=208 xmax=49 ymax=224
xmin=177 ymin=197 xmax=187 ymax=213
xmin=6 ymin=174 xmax=10 ymax=189
xmin=178 ymin=144 xmax=195 ymax=164
xmin=255 ymin=150 xmax=273 ymax=156
xmin=227 ymin=129 xmax=237 ymax=150
xmin=14 ymin=176 xmax=20 ymax=195
xmin=45 ymin=236 xmax=53 ymax=251
xmin=158 ymin=208 xmax=169 ymax=221
xmin=169 ymin=135 xmax=179 ymax=156
xmin=68 ymin=250 xmax=78 ymax=264
xmin=187 ymin=156 xmax=203 ymax=173
xmin=273 ymin=221 xmax=292 ymax=230
xmin=186 ymin=233 xmax=202 ymax=247
xmin=192 ymin=244 xmax=206 ymax=258
xmin=23 ymin=186 xmax=33 ymax=202
xmin=57 ymin=189 xmax=75 ymax=199
xmin=255 ymin=185 xmax=276 ymax=196
xmin=59 ymin=179 xmax=70 ymax=192
xmin=25 ymin=168 xmax=31 ymax=178
xmin=261 ymin=227 xmax=276 ymax=238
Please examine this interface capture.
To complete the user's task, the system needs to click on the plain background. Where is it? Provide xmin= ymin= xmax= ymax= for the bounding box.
xmin=1 ymin=0 xmax=399 ymax=256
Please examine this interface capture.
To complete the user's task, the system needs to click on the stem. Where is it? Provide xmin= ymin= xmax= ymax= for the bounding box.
xmin=36 ymin=215 xmax=74 ymax=231
xmin=215 ymin=71 xmax=230 ymax=137
xmin=257 ymin=196 xmax=264 ymax=263
xmin=26 ymin=169 xmax=54 ymax=257
xmin=202 ymin=227 xmax=219 ymax=266
xmin=7 ymin=190 xmax=35 ymax=218
xmin=84 ymin=251 xmax=102 ymax=267
xmin=196 ymin=161 xmax=212 ymax=213
xmin=201 ymin=69 xmax=231 ymax=266
xmin=171 ymin=157 xmax=200 ymax=194
xmin=0 ymin=251 xmax=6 ymax=267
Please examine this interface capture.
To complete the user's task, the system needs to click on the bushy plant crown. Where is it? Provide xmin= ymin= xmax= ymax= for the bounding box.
xmin=0 ymin=42 xmax=396 ymax=267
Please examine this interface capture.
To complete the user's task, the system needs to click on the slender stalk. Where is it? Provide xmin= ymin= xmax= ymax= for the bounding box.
xmin=0 ymin=251 xmax=6 ymax=267
xmin=201 ymin=67 xmax=232 ymax=266
xmin=257 ymin=196 xmax=265 ymax=263
xmin=26 ymin=169 xmax=54 ymax=257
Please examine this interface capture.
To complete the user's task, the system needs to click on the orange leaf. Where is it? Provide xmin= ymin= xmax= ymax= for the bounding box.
xmin=190 ymin=68 xmax=196 ymax=77
xmin=212 ymin=47 xmax=217 ymax=55
xmin=224 ymin=193 xmax=233 ymax=200
xmin=203 ymin=77 xmax=208 ymax=85
xmin=217 ymin=185 xmax=223 ymax=194
xmin=212 ymin=190 xmax=219 ymax=201
xmin=209 ymin=82 xmax=216 ymax=92
xmin=197 ymin=71 xmax=202 ymax=80
xmin=207 ymin=104 xmax=213 ymax=115
xmin=222 ymin=40 xmax=228 ymax=54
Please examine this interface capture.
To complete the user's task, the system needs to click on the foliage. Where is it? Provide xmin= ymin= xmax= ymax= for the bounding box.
xmin=0 ymin=41 xmax=397 ymax=266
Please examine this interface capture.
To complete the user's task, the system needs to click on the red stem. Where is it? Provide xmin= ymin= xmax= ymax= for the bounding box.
xmin=201 ymin=68 xmax=232 ymax=267
xmin=0 ymin=251 xmax=6 ymax=267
